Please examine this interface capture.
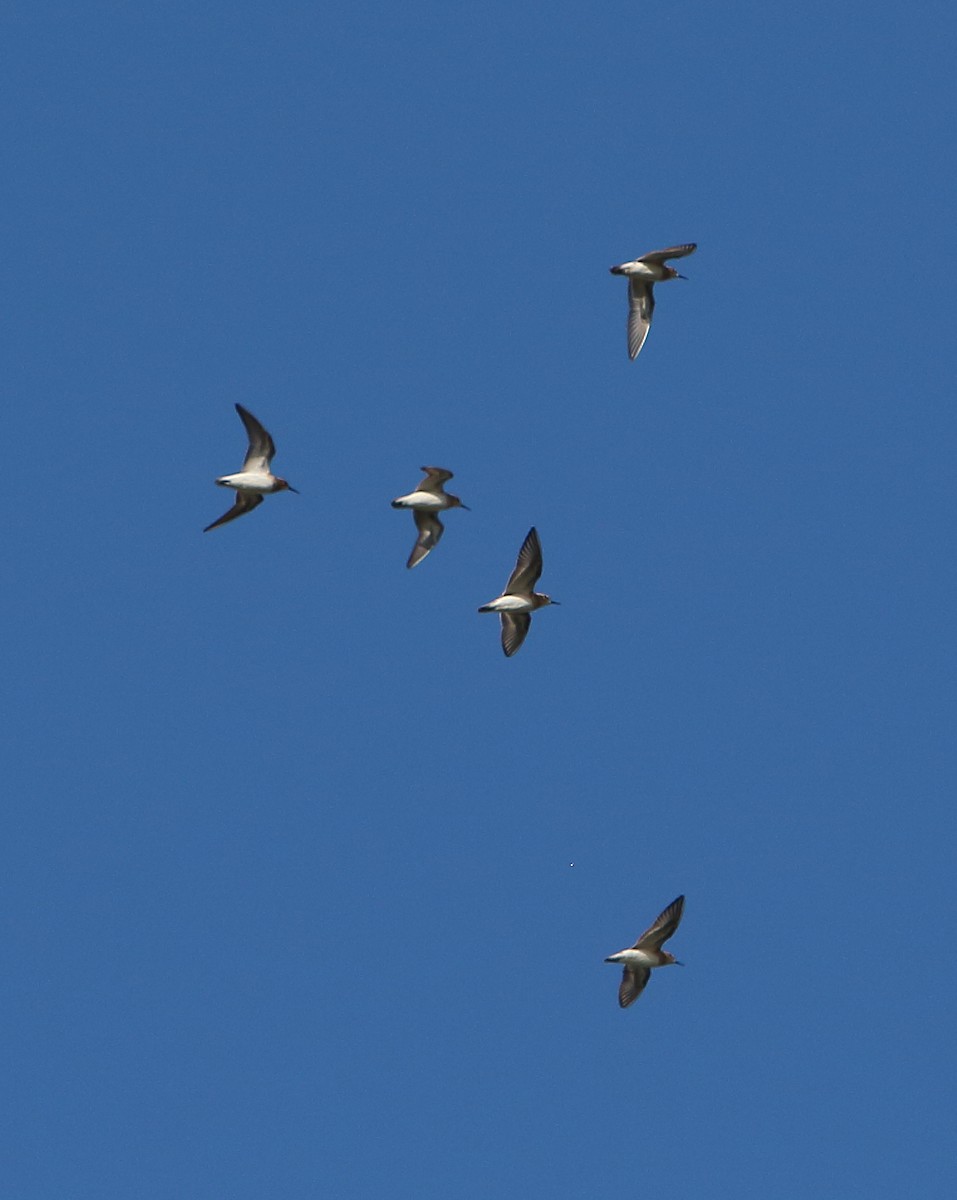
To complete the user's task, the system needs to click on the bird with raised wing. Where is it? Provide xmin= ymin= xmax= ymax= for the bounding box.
xmin=609 ymin=243 xmax=696 ymax=360
xmin=478 ymin=527 xmax=558 ymax=657
xmin=604 ymin=895 xmax=685 ymax=1008
xmin=391 ymin=467 xmax=469 ymax=568
xmin=204 ymin=404 xmax=299 ymax=533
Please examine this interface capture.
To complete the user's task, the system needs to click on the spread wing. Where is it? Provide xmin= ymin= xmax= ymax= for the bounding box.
xmin=634 ymin=895 xmax=685 ymax=950
xmin=619 ymin=967 xmax=651 ymax=1008
xmin=417 ymin=466 xmax=453 ymax=494
xmin=639 ymin=243 xmax=697 ymax=265
xmin=627 ymin=278 xmax=654 ymax=360
xmin=203 ymin=490 xmax=264 ymax=533
xmin=501 ymin=612 xmax=531 ymax=657
xmin=236 ymin=404 xmax=277 ymax=472
xmin=504 ymin=527 xmax=543 ymax=594
xmin=407 ymin=510 xmax=445 ymax=568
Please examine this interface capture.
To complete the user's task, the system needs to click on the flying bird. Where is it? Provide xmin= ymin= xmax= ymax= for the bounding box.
xmin=478 ymin=527 xmax=559 ymax=657
xmin=391 ymin=467 xmax=469 ymax=568
xmin=609 ymin=243 xmax=696 ymax=360
xmin=204 ymin=404 xmax=298 ymax=533
xmin=604 ymin=895 xmax=685 ymax=1008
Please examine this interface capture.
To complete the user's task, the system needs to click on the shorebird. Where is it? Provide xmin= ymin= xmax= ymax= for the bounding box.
xmin=204 ymin=404 xmax=298 ymax=533
xmin=609 ymin=243 xmax=696 ymax=360
xmin=391 ymin=467 xmax=469 ymax=568
xmin=478 ymin=527 xmax=558 ymax=657
xmin=604 ymin=895 xmax=685 ymax=1008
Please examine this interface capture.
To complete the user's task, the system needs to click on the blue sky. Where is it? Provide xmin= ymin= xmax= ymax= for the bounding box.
xmin=3 ymin=2 xmax=955 ymax=1196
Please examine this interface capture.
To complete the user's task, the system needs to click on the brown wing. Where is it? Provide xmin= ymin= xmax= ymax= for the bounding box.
xmin=235 ymin=404 xmax=277 ymax=471
xmin=638 ymin=243 xmax=697 ymax=265
xmin=619 ymin=967 xmax=651 ymax=1008
xmin=504 ymin=527 xmax=543 ymax=594
xmin=500 ymin=612 xmax=531 ymax=657
xmin=417 ymin=466 xmax=454 ymax=494
xmin=203 ymin=490 xmax=264 ymax=532
xmin=634 ymin=895 xmax=685 ymax=950
xmin=407 ymin=510 xmax=444 ymax=568
xmin=627 ymin=279 xmax=654 ymax=360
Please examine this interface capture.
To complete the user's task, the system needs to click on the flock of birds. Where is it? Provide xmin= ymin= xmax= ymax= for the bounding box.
xmin=203 ymin=243 xmax=697 ymax=1003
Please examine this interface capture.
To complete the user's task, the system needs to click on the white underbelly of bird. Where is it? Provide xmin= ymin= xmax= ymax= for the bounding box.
xmin=391 ymin=491 xmax=446 ymax=509
xmin=606 ymin=949 xmax=659 ymax=968
xmin=216 ymin=472 xmax=276 ymax=492
xmin=479 ymin=594 xmax=537 ymax=612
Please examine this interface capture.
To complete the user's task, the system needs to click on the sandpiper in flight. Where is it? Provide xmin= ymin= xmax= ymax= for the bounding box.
xmin=391 ymin=467 xmax=469 ymax=568
xmin=609 ymin=243 xmax=697 ymax=360
xmin=604 ymin=895 xmax=685 ymax=1007
xmin=204 ymin=404 xmax=299 ymax=533
xmin=478 ymin=527 xmax=558 ymax=657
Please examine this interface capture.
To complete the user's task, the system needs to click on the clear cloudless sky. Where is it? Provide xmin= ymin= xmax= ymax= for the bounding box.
xmin=2 ymin=2 xmax=955 ymax=1196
